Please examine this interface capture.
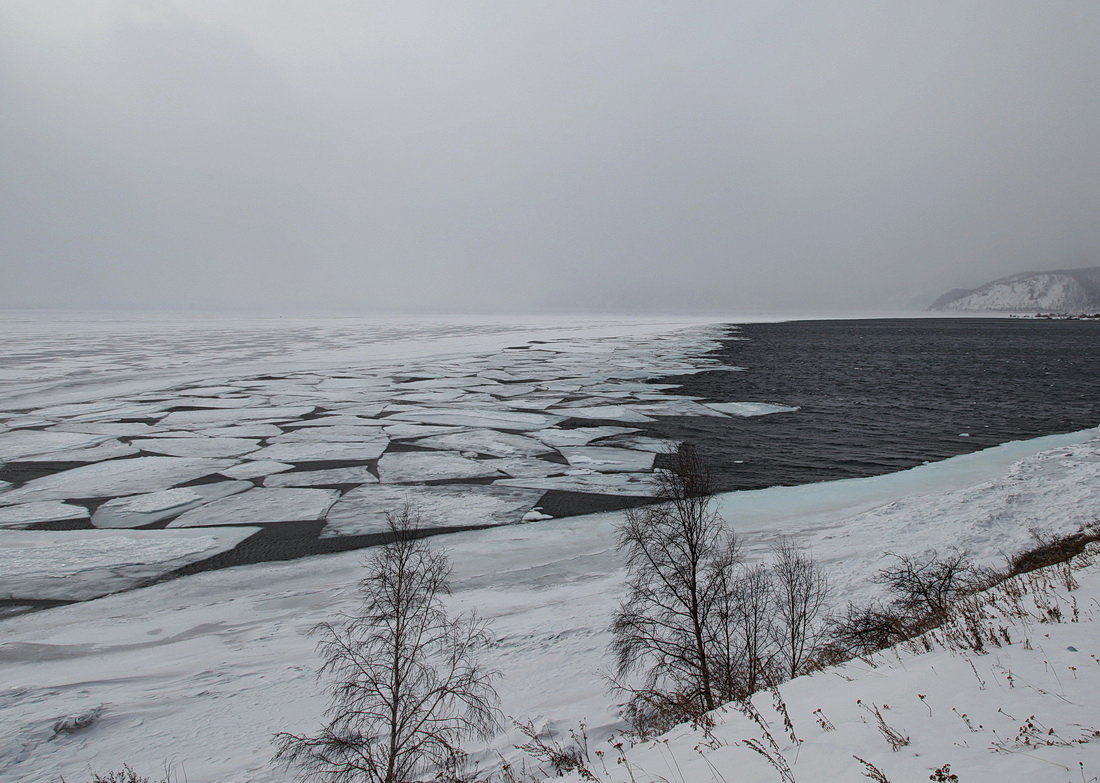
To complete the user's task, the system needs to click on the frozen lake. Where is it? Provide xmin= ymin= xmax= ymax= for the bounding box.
xmin=0 ymin=313 xmax=729 ymax=608
xmin=4 ymin=313 xmax=1100 ymax=613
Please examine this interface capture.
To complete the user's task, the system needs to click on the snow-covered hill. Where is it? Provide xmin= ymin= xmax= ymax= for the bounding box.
xmin=930 ymin=267 xmax=1100 ymax=312
xmin=560 ymin=546 xmax=1100 ymax=783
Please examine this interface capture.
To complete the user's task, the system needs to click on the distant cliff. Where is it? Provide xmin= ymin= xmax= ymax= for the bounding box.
xmin=930 ymin=267 xmax=1100 ymax=312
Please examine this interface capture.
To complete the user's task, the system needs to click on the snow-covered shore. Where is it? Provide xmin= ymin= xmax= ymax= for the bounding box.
xmin=2 ymin=425 xmax=1099 ymax=782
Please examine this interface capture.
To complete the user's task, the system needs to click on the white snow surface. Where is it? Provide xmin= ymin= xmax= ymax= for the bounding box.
xmin=0 ymin=425 xmax=1099 ymax=780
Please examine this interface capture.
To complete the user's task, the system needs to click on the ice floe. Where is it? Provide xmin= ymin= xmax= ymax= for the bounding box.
xmin=495 ymin=472 xmax=658 ymax=496
xmin=285 ymin=415 xmax=388 ymax=428
xmin=219 ymin=460 xmax=294 ymax=480
xmin=158 ymin=406 xmax=315 ymax=426
xmin=19 ymin=440 xmax=140 ymax=462
xmin=597 ymin=435 xmax=679 ymax=453
xmin=246 ymin=440 xmax=388 ymax=463
xmin=385 ymin=408 xmax=565 ymax=431
xmin=0 ymin=458 xmax=235 ymax=505
xmin=704 ymin=401 xmax=800 ymax=416
xmin=48 ymin=422 xmax=160 ymax=436
xmin=407 ymin=428 xmax=552 ymax=457
xmin=263 ymin=467 xmax=378 ymax=487
xmin=0 ymin=431 xmax=110 ymax=461
xmin=382 ymin=423 xmax=470 ymax=440
xmin=376 ymin=451 xmax=503 ymax=483
xmin=550 ymin=405 xmax=656 ymax=423
xmin=558 ymin=446 xmax=656 ymax=472
xmin=267 ymin=426 xmax=389 ymax=443
xmin=160 ymin=397 xmax=261 ymax=409
xmin=628 ymin=400 xmax=727 ymax=417
xmin=0 ymin=527 xmax=259 ymax=601
xmin=91 ymin=482 xmax=252 ymax=528
xmin=530 ymin=426 xmax=640 ymax=447
xmin=131 ymin=438 xmax=261 ymax=458
xmin=0 ymin=501 xmax=90 ymax=529
xmin=323 ymin=484 xmax=545 ymax=537
xmin=196 ymin=424 xmax=285 ymax=438
xmin=478 ymin=457 xmax=570 ymax=478
xmin=167 ymin=488 xmax=340 ymax=528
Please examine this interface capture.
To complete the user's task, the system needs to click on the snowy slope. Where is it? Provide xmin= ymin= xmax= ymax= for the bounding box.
xmin=2 ymin=427 xmax=1099 ymax=782
xmin=561 ymin=553 xmax=1100 ymax=783
xmin=930 ymin=267 xmax=1100 ymax=312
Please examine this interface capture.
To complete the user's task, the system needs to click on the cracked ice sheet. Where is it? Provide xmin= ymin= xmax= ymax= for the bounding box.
xmin=407 ymin=428 xmax=552 ymax=458
xmin=323 ymin=484 xmax=545 ymax=537
xmin=376 ymin=451 xmax=502 ymax=483
xmin=263 ymin=467 xmax=378 ymax=488
xmin=704 ymin=401 xmax=800 ymax=416
xmin=245 ymin=440 xmax=388 ymax=463
xmin=494 ymin=472 xmax=658 ymax=496
xmin=91 ymin=482 xmax=252 ymax=529
xmin=0 ymin=527 xmax=259 ymax=601
xmin=167 ymin=488 xmax=340 ymax=528
xmin=384 ymin=408 xmax=565 ymax=431
xmin=558 ymin=446 xmax=656 ymax=472
xmin=0 ymin=458 xmax=236 ymax=505
xmin=0 ymin=502 xmax=90 ymax=529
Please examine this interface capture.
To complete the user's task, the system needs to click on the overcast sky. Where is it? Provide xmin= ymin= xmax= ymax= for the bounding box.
xmin=2 ymin=1 xmax=1098 ymax=314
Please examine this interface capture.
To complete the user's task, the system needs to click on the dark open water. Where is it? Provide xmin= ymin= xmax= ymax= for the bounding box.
xmin=649 ymin=318 xmax=1100 ymax=491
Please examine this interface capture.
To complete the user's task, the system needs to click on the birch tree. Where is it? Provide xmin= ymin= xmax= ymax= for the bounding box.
xmin=275 ymin=505 xmax=499 ymax=783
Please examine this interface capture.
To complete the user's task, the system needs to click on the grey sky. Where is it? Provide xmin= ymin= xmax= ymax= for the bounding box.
xmin=2 ymin=1 xmax=1098 ymax=314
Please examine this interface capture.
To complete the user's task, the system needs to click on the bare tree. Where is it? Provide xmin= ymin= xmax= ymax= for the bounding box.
xmin=274 ymin=504 xmax=500 ymax=783
xmin=729 ymin=562 xmax=777 ymax=695
xmin=770 ymin=538 xmax=829 ymax=680
xmin=610 ymin=444 xmax=742 ymax=728
xmin=873 ymin=549 xmax=987 ymax=617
